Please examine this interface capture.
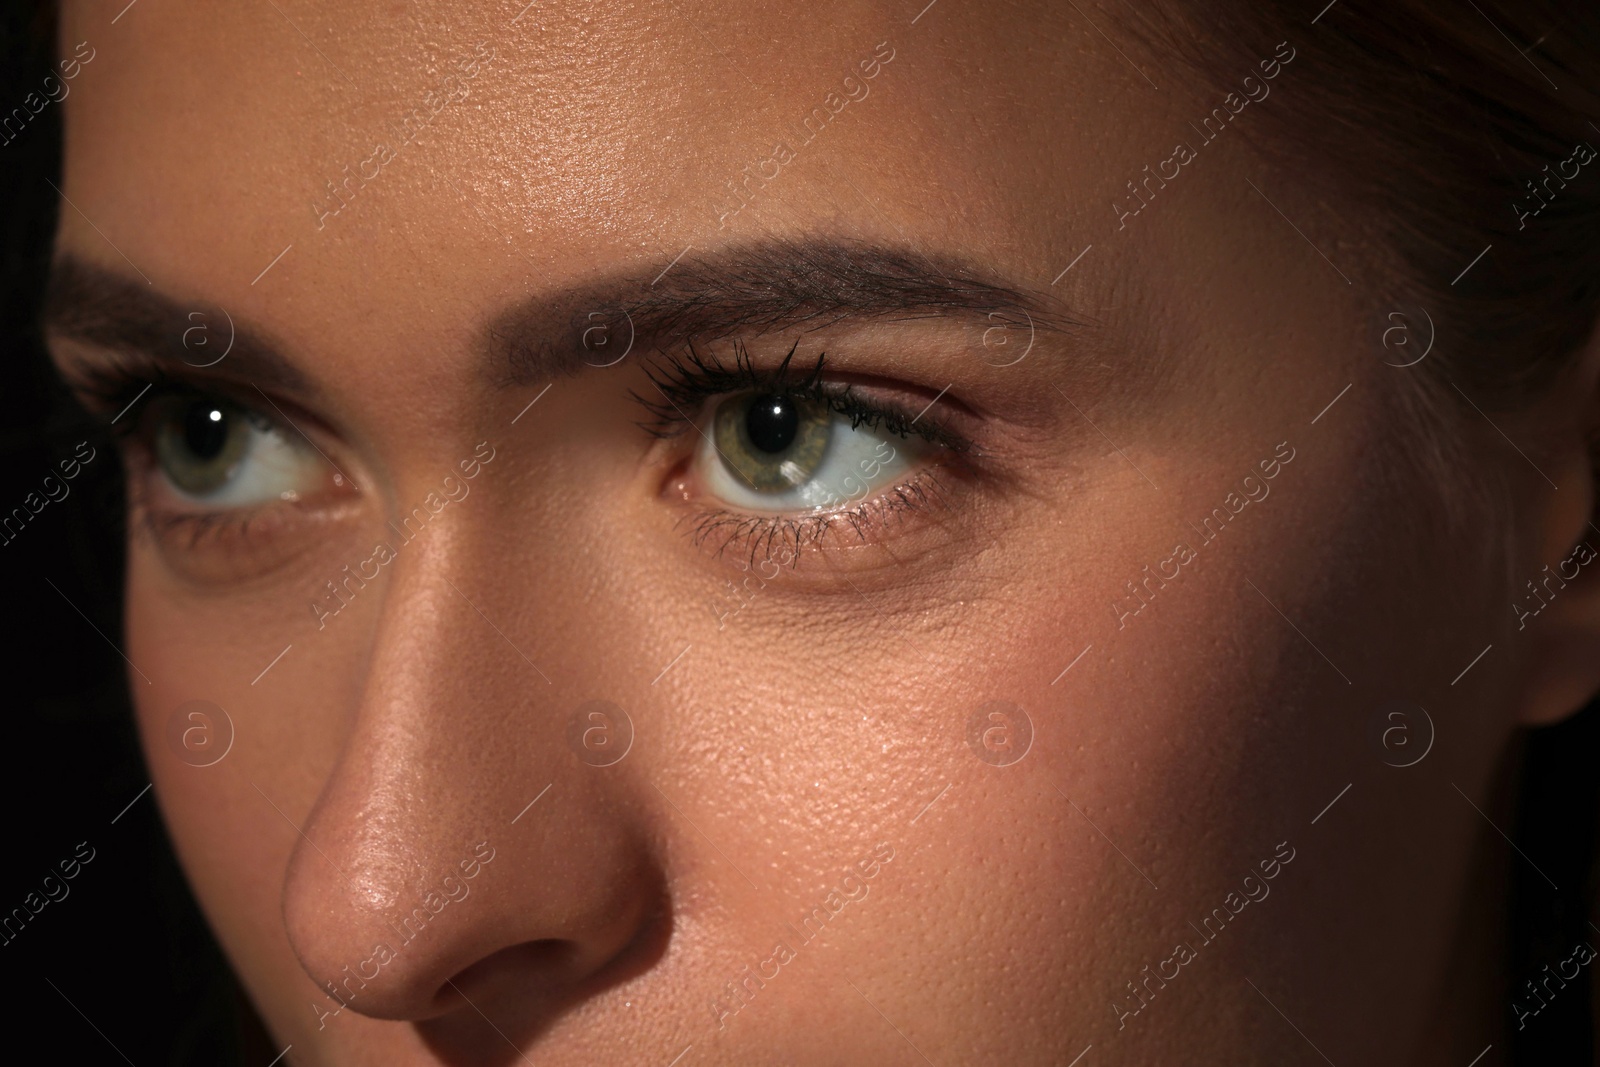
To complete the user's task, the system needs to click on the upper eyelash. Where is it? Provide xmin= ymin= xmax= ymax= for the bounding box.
xmin=636 ymin=337 xmax=822 ymax=427
xmin=62 ymin=355 xmax=271 ymax=440
xmin=633 ymin=338 xmax=970 ymax=453
xmin=62 ymin=355 xmax=178 ymax=435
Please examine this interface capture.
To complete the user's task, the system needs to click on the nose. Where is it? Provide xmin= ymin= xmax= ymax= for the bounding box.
xmin=280 ymin=529 xmax=664 ymax=1030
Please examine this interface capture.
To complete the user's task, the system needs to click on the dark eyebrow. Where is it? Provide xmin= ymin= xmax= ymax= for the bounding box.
xmin=42 ymin=257 xmax=311 ymax=395
xmin=488 ymin=237 xmax=1074 ymax=385
xmin=44 ymin=241 xmax=1072 ymax=397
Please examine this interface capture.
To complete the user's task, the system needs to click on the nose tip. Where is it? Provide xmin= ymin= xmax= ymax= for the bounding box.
xmin=285 ymin=821 xmax=666 ymax=1026
xmin=285 ymin=835 xmax=499 ymax=1023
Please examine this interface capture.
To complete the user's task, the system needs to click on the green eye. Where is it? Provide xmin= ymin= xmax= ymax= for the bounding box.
xmin=711 ymin=393 xmax=832 ymax=493
xmin=145 ymin=394 xmax=327 ymax=506
xmin=153 ymin=399 xmax=253 ymax=496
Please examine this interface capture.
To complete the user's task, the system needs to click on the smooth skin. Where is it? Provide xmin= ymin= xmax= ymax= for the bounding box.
xmin=46 ymin=0 xmax=1600 ymax=1063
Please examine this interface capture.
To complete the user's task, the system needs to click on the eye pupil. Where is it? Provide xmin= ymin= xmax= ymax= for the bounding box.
xmin=183 ymin=402 xmax=232 ymax=460
xmin=745 ymin=394 xmax=799 ymax=454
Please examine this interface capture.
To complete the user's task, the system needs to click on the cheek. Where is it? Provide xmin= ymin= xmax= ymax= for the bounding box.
xmin=1056 ymin=411 xmax=1513 ymax=1052
xmin=126 ymin=541 xmax=365 ymax=1025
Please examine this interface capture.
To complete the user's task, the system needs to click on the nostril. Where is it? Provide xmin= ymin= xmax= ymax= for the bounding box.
xmin=435 ymin=940 xmax=580 ymax=1013
xmin=433 ymin=888 xmax=674 ymax=1018
xmin=411 ymin=894 xmax=675 ymax=1057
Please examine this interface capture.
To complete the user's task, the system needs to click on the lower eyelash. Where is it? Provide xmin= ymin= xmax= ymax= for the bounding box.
xmin=680 ymin=467 xmax=951 ymax=569
xmin=122 ymin=465 xmax=254 ymax=551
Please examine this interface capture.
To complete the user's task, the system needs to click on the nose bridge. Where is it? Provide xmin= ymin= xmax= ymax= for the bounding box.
xmin=323 ymin=529 xmax=536 ymax=869
xmin=281 ymin=525 xmax=659 ymax=1022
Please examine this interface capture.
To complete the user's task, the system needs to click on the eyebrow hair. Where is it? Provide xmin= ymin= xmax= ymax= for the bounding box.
xmin=43 ymin=239 xmax=1072 ymax=397
xmin=488 ymin=237 xmax=1074 ymax=385
xmin=42 ymin=257 xmax=311 ymax=394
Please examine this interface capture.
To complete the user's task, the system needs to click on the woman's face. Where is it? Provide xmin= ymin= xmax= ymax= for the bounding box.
xmin=46 ymin=1 xmax=1596 ymax=1063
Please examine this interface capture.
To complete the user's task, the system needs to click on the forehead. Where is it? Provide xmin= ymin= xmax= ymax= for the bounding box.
xmin=56 ymin=1 xmax=1150 ymax=303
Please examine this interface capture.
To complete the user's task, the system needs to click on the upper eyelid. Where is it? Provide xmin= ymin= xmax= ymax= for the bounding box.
xmin=58 ymin=354 xmax=318 ymax=448
xmin=633 ymin=341 xmax=969 ymax=447
xmin=641 ymin=377 xmax=962 ymax=451
xmin=118 ymin=386 xmax=277 ymax=451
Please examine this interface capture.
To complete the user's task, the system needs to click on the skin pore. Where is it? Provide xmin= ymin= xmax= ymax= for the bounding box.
xmin=44 ymin=1 xmax=1600 ymax=1064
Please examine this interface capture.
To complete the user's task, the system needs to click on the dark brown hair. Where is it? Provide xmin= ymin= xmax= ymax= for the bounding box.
xmin=1124 ymin=0 xmax=1600 ymax=402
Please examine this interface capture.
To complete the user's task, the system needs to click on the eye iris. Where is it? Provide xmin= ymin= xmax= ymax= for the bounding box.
xmin=746 ymin=395 xmax=799 ymax=453
xmin=154 ymin=398 xmax=252 ymax=497
xmin=712 ymin=392 xmax=831 ymax=494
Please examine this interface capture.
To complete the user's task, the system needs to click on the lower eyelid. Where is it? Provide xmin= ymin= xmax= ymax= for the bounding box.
xmin=117 ymin=429 xmax=360 ymax=579
xmin=131 ymin=489 xmax=364 ymax=584
xmin=680 ymin=462 xmax=959 ymax=570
